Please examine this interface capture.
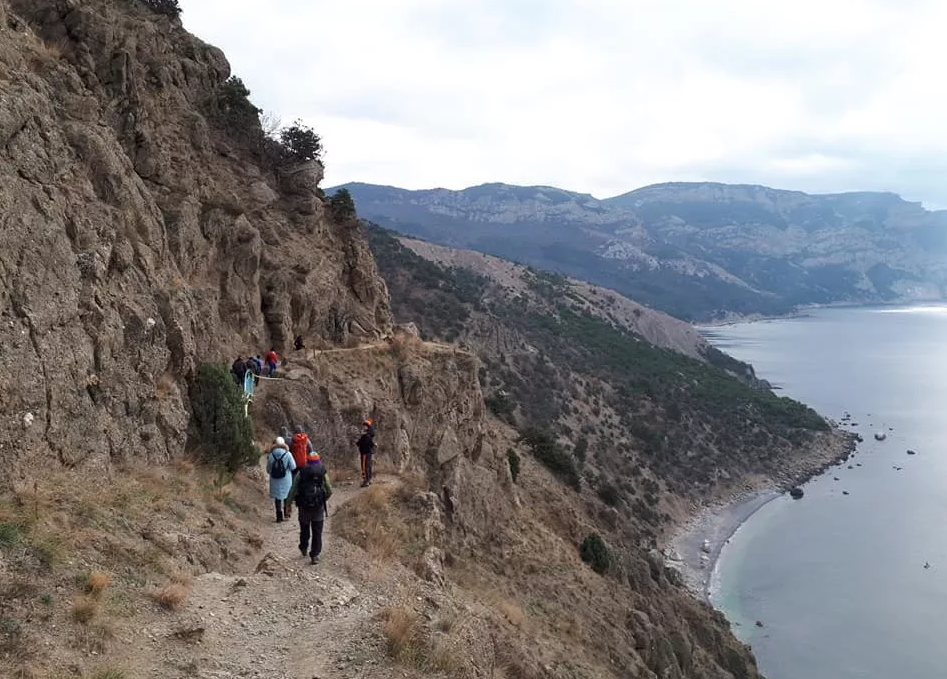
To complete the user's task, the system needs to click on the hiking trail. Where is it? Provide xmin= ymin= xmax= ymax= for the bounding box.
xmin=117 ymin=472 xmax=407 ymax=679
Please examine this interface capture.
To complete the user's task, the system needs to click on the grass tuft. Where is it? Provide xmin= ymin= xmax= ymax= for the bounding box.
xmin=87 ymin=571 xmax=112 ymax=598
xmin=71 ymin=596 xmax=99 ymax=624
xmin=148 ymin=583 xmax=188 ymax=610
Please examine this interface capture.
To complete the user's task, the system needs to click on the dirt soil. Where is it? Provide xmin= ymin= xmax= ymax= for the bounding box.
xmin=110 ymin=472 xmax=414 ymax=679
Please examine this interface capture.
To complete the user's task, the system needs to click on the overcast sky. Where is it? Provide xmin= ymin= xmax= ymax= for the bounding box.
xmin=179 ymin=0 xmax=947 ymax=205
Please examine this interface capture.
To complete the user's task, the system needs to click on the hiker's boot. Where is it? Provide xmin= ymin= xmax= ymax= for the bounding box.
xmin=310 ymin=555 xmax=320 ymax=565
xmin=299 ymin=545 xmax=307 ymax=557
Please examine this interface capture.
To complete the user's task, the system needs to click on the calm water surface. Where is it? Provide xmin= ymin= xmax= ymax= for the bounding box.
xmin=703 ymin=305 xmax=947 ymax=679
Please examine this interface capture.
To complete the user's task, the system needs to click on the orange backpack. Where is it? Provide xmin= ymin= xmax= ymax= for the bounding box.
xmin=291 ymin=432 xmax=309 ymax=468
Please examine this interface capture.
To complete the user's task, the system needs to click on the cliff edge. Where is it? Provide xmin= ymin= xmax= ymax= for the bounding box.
xmin=0 ymin=0 xmax=390 ymax=475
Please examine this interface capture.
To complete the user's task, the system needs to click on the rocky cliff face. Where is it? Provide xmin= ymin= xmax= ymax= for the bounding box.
xmin=0 ymin=0 xmax=390 ymax=477
xmin=336 ymin=180 xmax=947 ymax=320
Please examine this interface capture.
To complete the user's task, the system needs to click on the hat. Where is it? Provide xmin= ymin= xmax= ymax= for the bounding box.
xmin=294 ymin=425 xmax=305 ymax=434
xmin=275 ymin=436 xmax=286 ymax=447
xmin=306 ymin=451 xmax=321 ymax=465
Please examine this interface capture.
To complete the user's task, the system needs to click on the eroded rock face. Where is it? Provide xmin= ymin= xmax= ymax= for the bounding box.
xmin=0 ymin=0 xmax=391 ymax=476
xmin=255 ymin=344 xmax=514 ymax=540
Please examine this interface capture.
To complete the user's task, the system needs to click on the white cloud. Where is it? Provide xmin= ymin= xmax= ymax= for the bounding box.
xmin=179 ymin=0 xmax=947 ymax=207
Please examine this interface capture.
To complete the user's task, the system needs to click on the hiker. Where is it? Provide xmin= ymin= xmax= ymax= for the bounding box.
xmin=290 ymin=425 xmax=313 ymax=478
xmin=265 ymin=348 xmax=279 ymax=377
xmin=266 ymin=436 xmax=296 ymax=522
xmin=231 ymin=356 xmax=247 ymax=386
xmin=356 ymin=418 xmax=376 ymax=488
xmin=248 ymin=355 xmax=262 ymax=385
xmin=294 ymin=334 xmax=305 ymax=351
xmin=287 ymin=450 xmax=333 ymax=564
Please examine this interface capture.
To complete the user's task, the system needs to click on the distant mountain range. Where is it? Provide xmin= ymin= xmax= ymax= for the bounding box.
xmin=329 ymin=181 xmax=947 ymax=321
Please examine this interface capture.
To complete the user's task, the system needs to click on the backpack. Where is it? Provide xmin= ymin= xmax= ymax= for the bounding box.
xmin=297 ymin=470 xmax=327 ymax=509
xmin=270 ymin=451 xmax=288 ymax=479
xmin=291 ymin=432 xmax=309 ymax=465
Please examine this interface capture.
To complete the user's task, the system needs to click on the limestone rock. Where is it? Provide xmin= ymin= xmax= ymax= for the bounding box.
xmin=0 ymin=0 xmax=391 ymax=476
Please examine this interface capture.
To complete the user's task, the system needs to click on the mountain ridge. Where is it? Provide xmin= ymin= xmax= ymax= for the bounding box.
xmin=334 ymin=180 xmax=947 ymax=320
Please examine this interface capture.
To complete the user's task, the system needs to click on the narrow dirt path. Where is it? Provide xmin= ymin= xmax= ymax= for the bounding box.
xmin=123 ymin=475 xmax=405 ymax=679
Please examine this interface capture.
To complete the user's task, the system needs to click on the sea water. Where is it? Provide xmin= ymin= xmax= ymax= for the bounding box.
xmin=703 ymin=305 xmax=947 ymax=679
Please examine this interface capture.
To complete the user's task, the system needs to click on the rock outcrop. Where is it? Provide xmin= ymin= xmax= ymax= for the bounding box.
xmin=0 ymin=0 xmax=391 ymax=477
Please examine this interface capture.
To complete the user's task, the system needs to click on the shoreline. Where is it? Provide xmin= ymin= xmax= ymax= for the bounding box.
xmin=667 ymin=429 xmax=857 ymax=603
xmin=696 ymin=298 xmax=947 ymax=328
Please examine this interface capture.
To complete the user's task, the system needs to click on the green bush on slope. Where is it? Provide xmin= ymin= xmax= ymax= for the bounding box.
xmin=188 ymin=364 xmax=259 ymax=473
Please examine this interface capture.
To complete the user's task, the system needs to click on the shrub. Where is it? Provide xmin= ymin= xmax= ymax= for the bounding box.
xmin=188 ymin=364 xmax=259 ymax=473
xmin=218 ymin=76 xmax=261 ymax=130
xmin=485 ymin=392 xmax=516 ymax=423
xmin=329 ymin=188 xmax=357 ymax=222
xmin=573 ymin=436 xmax=589 ymax=465
xmin=136 ymin=0 xmax=181 ymax=18
xmin=597 ymin=482 xmax=620 ymax=507
xmin=279 ymin=120 xmax=323 ymax=163
xmin=580 ymin=533 xmax=611 ymax=574
xmin=0 ymin=522 xmax=23 ymax=547
xmin=507 ymin=448 xmax=520 ymax=483
xmin=518 ymin=427 xmax=580 ymax=490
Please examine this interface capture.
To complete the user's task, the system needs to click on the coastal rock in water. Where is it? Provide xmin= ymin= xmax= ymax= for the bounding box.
xmin=789 ymin=487 xmax=804 ymax=499
xmin=842 ymin=491 xmax=850 ymax=495
xmin=907 ymin=449 xmax=917 ymax=455
xmin=874 ymin=431 xmax=887 ymax=441
xmin=755 ymin=620 xmax=764 ymax=628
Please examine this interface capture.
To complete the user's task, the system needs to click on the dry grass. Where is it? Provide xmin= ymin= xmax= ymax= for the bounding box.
xmin=155 ymin=372 xmax=177 ymax=399
xmin=382 ymin=606 xmax=425 ymax=663
xmin=496 ymin=599 xmax=527 ymax=628
xmin=148 ymin=583 xmax=189 ymax=611
xmin=86 ymin=571 xmax=112 ymax=598
xmin=333 ymin=484 xmax=409 ymax=560
xmin=381 ymin=606 xmax=464 ymax=674
xmin=73 ymin=619 xmax=115 ymax=654
xmin=389 ymin=331 xmax=421 ymax=362
xmin=32 ymin=36 xmax=69 ymax=62
xmin=71 ymin=596 xmax=99 ymax=623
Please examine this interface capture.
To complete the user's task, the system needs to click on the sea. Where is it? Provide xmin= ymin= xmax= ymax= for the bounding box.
xmin=702 ymin=304 xmax=947 ymax=679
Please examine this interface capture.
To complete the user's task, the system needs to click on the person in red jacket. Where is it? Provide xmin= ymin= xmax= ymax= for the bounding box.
xmin=290 ymin=425 xmax=313 ymax=478
xmin=265 ymin=348 xmax=279 ymax=377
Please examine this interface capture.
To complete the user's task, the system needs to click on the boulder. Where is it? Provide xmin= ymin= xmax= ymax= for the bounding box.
xmin=789 ymin=487 xmax=804 ymax=499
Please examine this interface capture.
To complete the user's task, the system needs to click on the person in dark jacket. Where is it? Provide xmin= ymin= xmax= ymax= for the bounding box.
xmin=356 ymin=418 xmax=376 ymax=488
xmin=231 ymin=356 xmax=247 ymax=386
xmin=286 ymin=451 xmax=333 ymax=564
xmin=294 ymin=334 xmax=305 ymax=351
xmin=248 ymin=355 xmax=262 ymax=385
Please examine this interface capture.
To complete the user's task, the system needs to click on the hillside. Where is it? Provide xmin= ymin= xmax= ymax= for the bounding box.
xmin=336 ymin=180 xmax=947 ymax=321
xmin=367 ymin=225 xmax=847 ymax=527
xmin=0 ymin=3 xmax=855 ymax=679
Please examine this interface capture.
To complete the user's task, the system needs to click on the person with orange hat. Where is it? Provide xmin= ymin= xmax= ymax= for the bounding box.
xmin=286 ymin=450 xmax=333 ymax=564
xmin=356 ymin=418 xmax=376 ymax=488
